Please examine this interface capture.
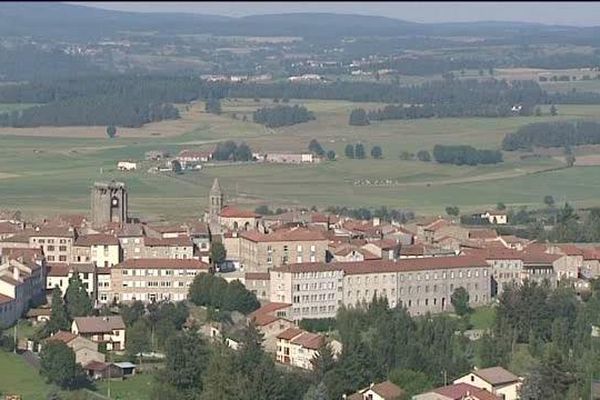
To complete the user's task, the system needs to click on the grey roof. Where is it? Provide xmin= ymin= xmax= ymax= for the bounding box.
xmin=473 ymin=367 xmax=520 ymax=386
xmin=114 ymin=362 xmax=136 ymax=369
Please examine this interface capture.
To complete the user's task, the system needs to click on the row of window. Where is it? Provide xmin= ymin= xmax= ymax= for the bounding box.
xmin=121 ymin=281 xmax=190 ymax=288
xmin=292 ymin=293 xmax=336 ymax=303
xmin=293 ymin=282 xmax=335 ymax=291
xmin=292 ymin=270 xmax=337 ymax=279
xmin=121 ymin=269 xmax=198 ymax=276
xmin=33 ymin=238 xmax=69 ymax=244
xmin=292 ymin=305 xmax=336 ymax=315
xmin=268 ymin=245 xmax=317 ymax=253
xmin=46 ymin=255 xmax=68 ymax=262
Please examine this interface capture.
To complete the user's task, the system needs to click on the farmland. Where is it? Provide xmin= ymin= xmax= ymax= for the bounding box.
xmin=1 ymin=99 xmax=600 ymax=221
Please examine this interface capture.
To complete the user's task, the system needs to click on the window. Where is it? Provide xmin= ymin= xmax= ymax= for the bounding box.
xmin=47 ymin=245 xmax=55 ymax=251
xmin=59 ymin=255 xmax=67 ymax=262
xmin=59 ymin=246 xmax=67 ymax=252
xmin=297 ymin=245 xmax=303 ymax=252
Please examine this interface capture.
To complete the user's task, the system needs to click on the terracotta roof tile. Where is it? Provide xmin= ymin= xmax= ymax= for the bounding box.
xmin=219 ymin=206 xmax=261 ymax=218
xmin=47 ymin=330 xmax=78 ymax=344
xmin=473 ymin=366 xmax=520 ymax=385
xmin=290 ymin=331 xmax=323 ymax=350
xmin=434 ymin=383 xmax=502 ymax=400
xmin=144 ymin=236 xmax=193 ymax=247
xmin=277 ymin=327 xmax=304 ymax=340
xmin=370 ymin=381 xmax=405 ymax=399
xmin=73 ymin=316 xmax=125 ymax=333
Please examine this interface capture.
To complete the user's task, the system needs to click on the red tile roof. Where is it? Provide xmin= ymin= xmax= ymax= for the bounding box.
xmin=557 ymin=244 xmax=584 ymax=256
xmin=144 ymin=236 xmax=193 ymax=247
xmin=433 ymin=383 xmax=501 ymax=400
xmin=370 ymin=381 xmax=405 ymax=400
xmin=245 ymin=272 xmax=270 ymax=281
xmin=469 ymin=229 xmax=499 ymax=240
xmin=240 ymin=228 xmax=327 ymax=243
xmin=83 ymin=360 xmax=109 ymax=371
xmin=116 ymin=258 xmax=209 ymax=270
xmin=0 ymin=293 xmax=13 ymax=304
xmin=31 ymin=227 xmax=75 ymax=238
xmin=252 ymin=313 xmax=281 ymax=327
xmin=219 ymin=206 xmax=261 ymax=218
xmin=249 ymin=302 xmax=291 ymax=319
xmin=75 ymin=234 xmax=119 ymax=246
xmin=47 ymin=330 xmax=78 ymax=344
xmin=47 ymin=264 xmax=70 ymax=277
xmin=473 ymin=367 xmax=520 ymax=385
xmin=0 ymin=222 xmax=20 ymax=235
xmin=73 ymin=316 xmax=125 ymax=333
xmin=291 ymin=331 xmax=323 ymax=350
xmin=277 ymin=327 xmax=304 ymax=341
xmin=271 ymin=255 xmax=488 ymax=275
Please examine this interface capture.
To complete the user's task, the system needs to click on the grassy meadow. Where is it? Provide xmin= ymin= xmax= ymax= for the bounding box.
xmin=1 ymin=99 xmax=600 ymax=220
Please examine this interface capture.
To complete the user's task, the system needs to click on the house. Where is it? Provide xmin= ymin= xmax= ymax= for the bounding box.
xmin=248 ymin=302 xmax=295 ymax=353
xmin=46 ymin=330 xmax=106 ymax=365
xmin=414 ymin=383 xmax=502 ymax=400
xmin=276 ymin=327 xmax=341 ymax=370
xmin=113 ymin=361 xmax=136 ymax=377
xmin=236 ymin=227 xmax=329 ymax=272
xmin=83 ymin=361 xmax=123 ymax=380
xmin=345 ymin=380 xmax=405 ymax=400
xmin=46 ymin=263 xmax=96 ymax=300
xmin=117 ymin=161 xmax=137 ymax=171
xmin=29 ymin=226 xmax=76 ymax=263
xmin=177 ymin=149 xmax=213 ymax=167
xmin=263 ymin=153 xmax=318 ymax=164
xmin=0 ymin=257 xmax=46 ymax=328
xmin=71 ymin=315 xmax=126 ymax=351
xmin=25 ymin=307 xmax=51 ymax=324
xmin=453 ymin=367 xmax=522 ymax=400
xmin=110 ymin=258 xmax=210 ymax=303
xmin=73 ymin=234 xmax=121 ymax=268
xmin=219 ymin=206 xmax=262 ymax=232
xmin=271 ymin=255 xmax=491 ymax=320
xmin=142 ymin=236 xmax=195 ymax=260
xmin=480 ymin=211 xmax=508 ymax=225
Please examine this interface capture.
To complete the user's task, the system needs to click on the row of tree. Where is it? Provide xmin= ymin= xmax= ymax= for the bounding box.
xmin=212 ymin=140 xmax=253 ymax=162
xmin=324 ymin=205 xmax=415 ymax=223
xmin=502 ymin=120 xmax=600 ymax=151
xmin=344 ymin=143 xmax=382 ymax=159
xmin=432 ymin=144 xmax=503 ymax=165
xmin=252 ymin=105 xmax=315 ymax=128
xmin=188 ymin=272 xmax=260 ymax=315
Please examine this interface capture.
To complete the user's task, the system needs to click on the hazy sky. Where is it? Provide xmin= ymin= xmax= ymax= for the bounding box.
xmin=72 ymin=2 xmax=600 ymax=26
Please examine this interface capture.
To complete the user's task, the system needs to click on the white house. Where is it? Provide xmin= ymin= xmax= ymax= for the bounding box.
xmin=480 ymin=211 xmax=508 ymax=225
xmin=453 ymin=366 xmax=522 ymax=400
xmin=345 ymin=381 xmax=405 ymax=400
xmin=117 ymin=162 xmax=137 ymax=171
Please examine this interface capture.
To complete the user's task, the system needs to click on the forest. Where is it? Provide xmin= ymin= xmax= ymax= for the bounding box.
xmin=502 ymin=120 xmax=600 ymax=151
xmin=252 ymin=104 xmax=315 ymax=128
xmin=433 ymin=144 xmax=503 ymax=165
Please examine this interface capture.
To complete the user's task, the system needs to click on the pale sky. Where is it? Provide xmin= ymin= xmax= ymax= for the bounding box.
xmin=71 ymin=2 xmax=600 ymax=27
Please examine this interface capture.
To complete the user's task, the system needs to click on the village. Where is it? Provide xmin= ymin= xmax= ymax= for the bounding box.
xmin=0 ymin=174 xmax=598 ymax=400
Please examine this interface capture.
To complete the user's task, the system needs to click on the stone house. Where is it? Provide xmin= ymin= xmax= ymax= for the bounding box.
xmin=453 ymin=367 xmax=522 ymax=400
xmin=73 ymin=234 xmax=121 ymax=268
xmin=71 ymin=315 xmax=126 ymax=351
xmin=46 ymin=330 xmax=106 ymax=365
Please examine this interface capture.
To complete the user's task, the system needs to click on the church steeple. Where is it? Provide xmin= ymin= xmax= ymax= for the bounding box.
xmin=209 ymin=178 xmax=223 ymax=221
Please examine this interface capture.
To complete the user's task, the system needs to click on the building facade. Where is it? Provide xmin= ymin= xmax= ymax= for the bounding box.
xmin=91 ymin=181 xmax=128 ymax=228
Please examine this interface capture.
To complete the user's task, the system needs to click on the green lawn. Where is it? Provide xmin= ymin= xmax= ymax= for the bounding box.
xmin=2 ymin=99 xmax=600 ymax=219
xmin=95 ymin=374 xmax=154 ymax=400
xmin=470 ymin=306 xmax=496 ymax=330
xmin=0 ymin=350 xmax=55 ymax=400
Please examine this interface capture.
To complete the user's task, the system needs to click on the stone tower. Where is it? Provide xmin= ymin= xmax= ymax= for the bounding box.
xmin=208 ymin=178 xmax=224 ymax=222
xmin=91 ymin=181 xmax=128 ymax=228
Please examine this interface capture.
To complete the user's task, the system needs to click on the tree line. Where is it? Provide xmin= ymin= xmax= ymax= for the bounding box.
xmin=502 ymin=120 xmax=600 ymax=151
xmin=188 ymin=272 xmax=260 ymax=315
xmin=212 ymin=140 xmax=253 ymax=162
xmin=252 ymin=104 xmax=315 ymax=128
xmin=432 ymin=144 xmax=503 ymax=166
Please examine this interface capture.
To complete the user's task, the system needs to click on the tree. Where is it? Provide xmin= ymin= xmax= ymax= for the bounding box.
xmin=451 ymin=287 xmax=471 ymax=316
xmin=119 ymin=300 xmax=145 ymax=326
xmin=564 ymin=147 xmax=576 ymax=167
xmin=40 ymin=342 xmax=84 ymax=389
xmin=326 ymin=150 xmax=336 ymax=161
xmin=223 ymin=280 xmax=260 ymax=314
xmin=535 ymin=107 xmax=542 ymax=116
xmin=205 ymin=97 xmax=222 ymax=115
xmin=445 ymin=206 xmax=460 ymax=217
xmin=106 ymin=125 xmax=117 ymax=138
xmin=311 ymin=342 xmax=336 ymax=381
xmin=544 ymin=195 xmax=555 ymax=208
xmin=497 ymin=202 xmax=506 ymax=210
xmin=349 ymin=108 xmax=369 ymax=126
xmin=399 ymin=151 xmax=414 ymax=161
xmin=64 ymin=273 xmax=92 ymax=319
xmin=550 ymin=104 xmax=558 ymax=116
xmin=417 ymin=150 xmax=431 ymax=162
xmin=371 ymin=145 xmax=383 ymax=159
xmin=308 ymin=139 xmax=325 ymax=156
xmin=210 ymin=242 xmax=227 ymax=266
xmin=200 ymin=345 xmax=241 ymax=400
xmin=303 ymin=382 xmax=328 ymax=400
xmin=47 ymin=286 xmax=70 ymax=335
xmin=233 ymin=142 xmax=253 ymax=162
xmin=345 ymin=144 xmax=355 ymax=159
xmin=388 ymin=368 xmax=433 ymax=398
xmin=126 ymin=319 xmax=151 ymax=362
xmin=171 ymin=159 xmax=183 ymax=174
xmin=355 ymin=143 xmax=366 ymax=159
xmin=163 ymin=331 xmax=210 ymax=394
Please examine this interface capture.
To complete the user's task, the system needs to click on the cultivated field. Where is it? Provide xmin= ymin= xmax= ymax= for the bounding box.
xmin=2 ymin=99 xmax=600 ymax=220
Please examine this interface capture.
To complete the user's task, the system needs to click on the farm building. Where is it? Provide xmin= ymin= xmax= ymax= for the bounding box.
xmin=117 ymin=161 xmax=137 ymax=171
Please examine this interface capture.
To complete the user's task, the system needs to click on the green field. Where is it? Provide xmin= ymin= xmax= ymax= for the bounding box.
xmin=2 ymin=99 xmax=600 ymax=220
xmin=95 ymin=374 xmax=154 ymax=400
xmin=0 ymin=350 xmax=55 ymax=400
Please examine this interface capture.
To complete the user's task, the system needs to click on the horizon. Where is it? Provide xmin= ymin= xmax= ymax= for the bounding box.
xmin=69 ymin=1 xmax=600 ymax=27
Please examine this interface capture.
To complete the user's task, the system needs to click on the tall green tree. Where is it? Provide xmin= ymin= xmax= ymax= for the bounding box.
xmin=200 ymin=346 xmax=241 ymax=400
xmin=349 ymin=108 xmax=369 ymax=126
xmin=163 ymin=331 xmax=210 ymax=395
xmin=308 ymin=139 xmax=326 ymax=156
xmin=451 ymin=287 xmax=471 ymax=316
xmin=210 ymin=242 xmax=227 ymax=266
xmin=371 ymin=145 xmax=383 ymax=159
xmin=47 ymin=286 xmax=70 ymax=335
xmin=64 ymin=274 xmax=92 ymax=318
xmin=126 ymin=319 xmax=151 ymax=361
xmin=355 ymin=143 xmax=366 ymax=159
xmin=40 ymin=342 xmax=84 ymax=389
xmin=345 ymin=144 xmax=355 ymax=159
xmin=106 ymin=125 xmax=117 ymax=138
xmin=311 ymin=342 xmax=336 ymax=381
xmin=388 ymin=368 xmax=433 ymax=397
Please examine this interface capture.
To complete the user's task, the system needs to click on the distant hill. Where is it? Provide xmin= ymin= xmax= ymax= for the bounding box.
xmin=0 ymin=2 xmax=595 ymax=41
